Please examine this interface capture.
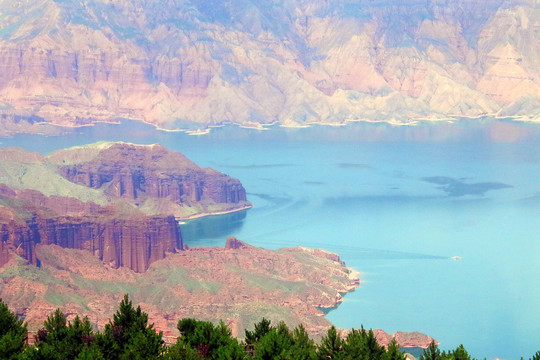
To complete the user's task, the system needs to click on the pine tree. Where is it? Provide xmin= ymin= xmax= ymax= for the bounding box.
xmin=245 ymin=318 xmax=272 ymax=345
xmin=365 ymin=329 xmax=385 ymax=360
xmin=317 ymin=326 xmax=343 ymax=360
xmin=172 ymin=318 xmax=244 ymax=360
xmin=43 ymin=309 xmax=68 ymax=342
xmin=421 ymin=341 xmax=441 ymax=360
xmin=253 ymin=322 xmax=293 ymax=360
xmin=287 ymin=324 xmax=317 ymax=360
xmin=163 ymin=339 xmax=203 ymax=360
xmin=0 ymin=299 xmax=27 ymax=360
xmin=30 ymin=309 xmax=98 ymax=360
xmin=385 ymin=339 xmax=406 ymax=360
xmin=98 ymin=294 xmax=164 ymax=360
xmin=341 ymin=328 xmax=367 ymax=359
xmin=178 ymin=318 xmax=199 ymax=341
xmin=452 ymin=344 xmax=471 ymax=360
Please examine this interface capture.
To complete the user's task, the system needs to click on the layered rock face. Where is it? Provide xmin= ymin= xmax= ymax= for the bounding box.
xmin=0 ymin=190 xmax=181 ymax=273
xmin=0 ymin=0 xmax=539 ymax=135
xmin=53 ymin=143 xmax=247 ymax=207
xmin=0 ymin=142 xmax=249 ymax=272
xmin=0 ymin=217 xmax=40 ymax=266
xmin=224 ymin=236 xmax=250 ymax=250
xmin=38 ymin=216 xmax=180 ymax=273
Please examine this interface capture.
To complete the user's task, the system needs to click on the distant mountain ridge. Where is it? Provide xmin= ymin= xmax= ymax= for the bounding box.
xmin=0 ymin=0 xmax=539 ymax=134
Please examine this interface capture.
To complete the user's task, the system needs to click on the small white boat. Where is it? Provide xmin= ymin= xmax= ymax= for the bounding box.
xmin=451 ymin=256 xmax=462 ymax=261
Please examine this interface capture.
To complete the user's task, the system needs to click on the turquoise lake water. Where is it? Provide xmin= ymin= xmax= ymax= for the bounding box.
xmin=2 ymin=119 xmax=540 ymax=359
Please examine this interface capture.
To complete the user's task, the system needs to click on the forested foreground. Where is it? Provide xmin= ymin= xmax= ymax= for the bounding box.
xmin=0 ymin=296 xmax=535 ymax=360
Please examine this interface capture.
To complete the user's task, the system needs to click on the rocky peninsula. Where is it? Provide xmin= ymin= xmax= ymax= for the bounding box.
xmin=0 ymin=236 xmax=434 ymax=349
xmin=0 ymin=237 xmax=359 ymax=337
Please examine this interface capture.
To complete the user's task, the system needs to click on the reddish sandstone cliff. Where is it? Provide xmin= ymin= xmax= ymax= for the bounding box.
xmin=0 ymin=199 xmax=182 ymax=273
xmin=49 ymin=142 xmax=250 ymax=218
xmin=38 ymin=216 xmax=180 ymax=273
xmin=0 ymin=239 xmax=360 ymax=338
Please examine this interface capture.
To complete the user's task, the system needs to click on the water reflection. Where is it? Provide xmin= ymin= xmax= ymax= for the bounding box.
xmin=181 ymin=209 xmax=248 ymax=246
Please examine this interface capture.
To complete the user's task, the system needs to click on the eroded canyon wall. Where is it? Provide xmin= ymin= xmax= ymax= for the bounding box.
xmin=0 ymin=212 xmax=182 ymax=273
xmin=0 ymin=0 xmax=539 ymax=134
xmin=53 ymin=143 xmax=247 ymax=206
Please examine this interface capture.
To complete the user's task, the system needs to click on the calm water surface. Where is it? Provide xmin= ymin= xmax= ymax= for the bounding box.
xmin=2 ymin=119 xmax=540 ymax=359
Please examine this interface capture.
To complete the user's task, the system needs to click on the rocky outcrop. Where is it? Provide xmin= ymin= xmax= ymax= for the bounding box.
xmin=224 ymin=236 xmax=250 ymax=250
xmin=393 ymin=331 xmax=438 ymax=348
xmin=0 ymin=143 xmax=250 ymax=219
xmin=373 ymin=329 xmax=437 ymax=349
xmin=49 ymin=142 xmax=250 ymax=218
xmin=38 ymin=216 xmax=180 ymax=273
xmin=0 ymin=238 xmax=436 ymax=345
xmin=0 ymin=240 xmax=9 ymax=267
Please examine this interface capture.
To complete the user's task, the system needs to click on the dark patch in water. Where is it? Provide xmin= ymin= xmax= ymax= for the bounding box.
xmin=304 ymin=181 xmax=325 ymax=186
xmin=249 ymin=192 xmax=293 ymax=205
xmin=423 ymin=176 xmax=512 ymax=197
xmin=217 ymin=163 xmax=295 ymax=169
xmin=181 ymin=210 xmax=247 ymax=245
xmin=323 ymin=194 xmax=436 ymax=207
xmin=518 ymin=193 xmax=540 ymax=206
xmin=338 ymin=163 xmax=372 ymax=170
xmin=259 ymin=178 xmax=281 ymax=184
xmin=341 ymin=248 xmax=447 ymax=261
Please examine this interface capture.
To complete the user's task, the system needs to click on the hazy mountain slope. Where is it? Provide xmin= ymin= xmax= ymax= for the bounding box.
xmin=0 ymin=0 xmax=538 ymax=134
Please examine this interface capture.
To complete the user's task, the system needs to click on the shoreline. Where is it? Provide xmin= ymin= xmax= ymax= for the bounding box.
xmin=175 ymin=204 xmax=253 ymax=221
xmin=318 ymin=267 xmax=360 ymax=316
xmin=5 ymin=114 xmax=539 ymax=139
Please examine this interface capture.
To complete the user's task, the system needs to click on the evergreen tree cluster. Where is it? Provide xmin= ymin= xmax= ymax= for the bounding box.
xmin=0 ymin=297 xmax=535 ymax=359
